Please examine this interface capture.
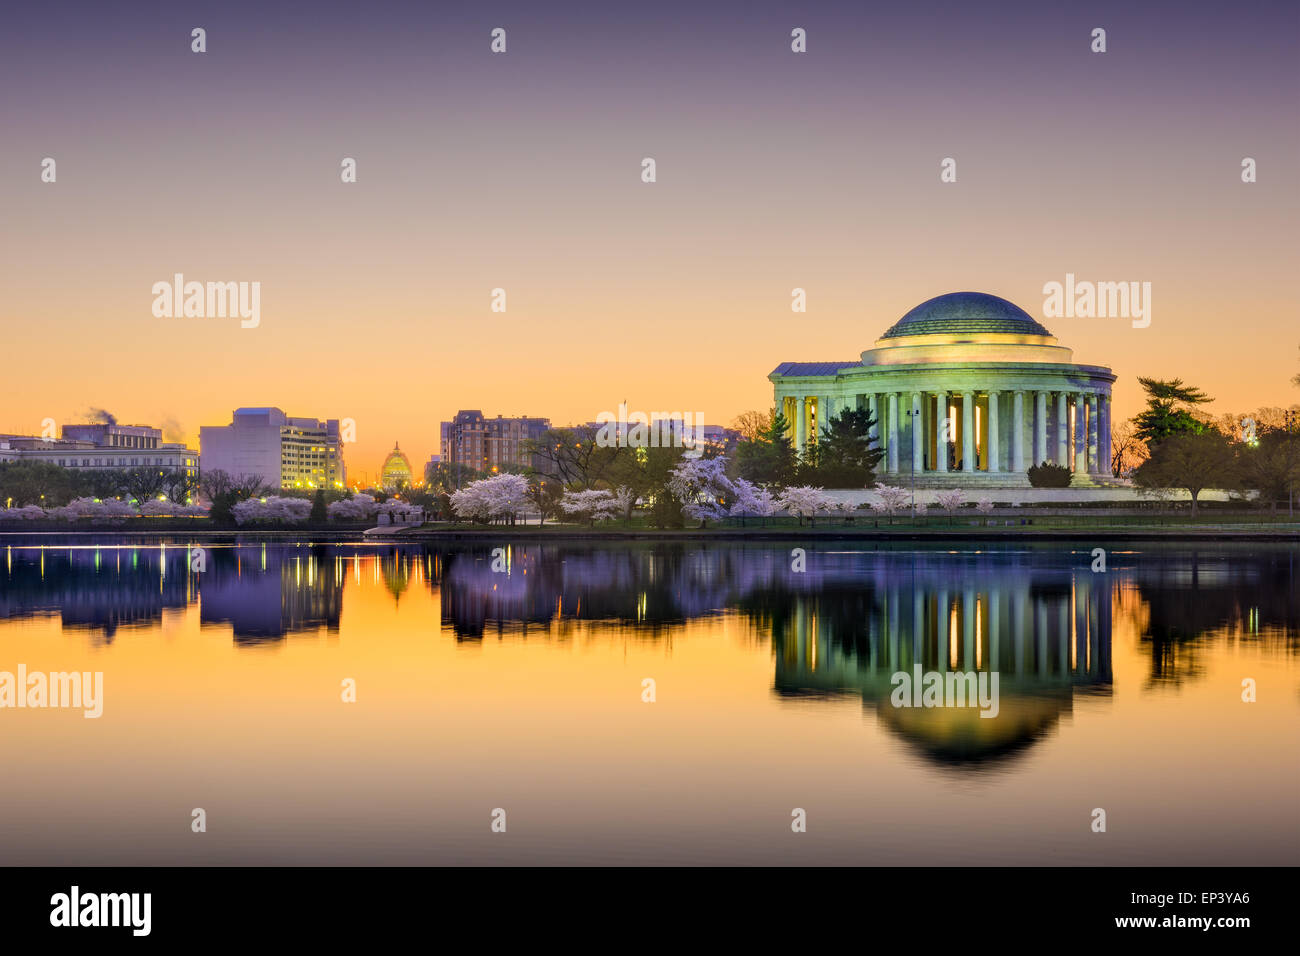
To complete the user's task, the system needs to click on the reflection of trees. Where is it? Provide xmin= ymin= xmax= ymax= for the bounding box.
xmin=6 ymin=537 xmax=1297 ymax=704
xmin=432 ymin=544 xmax=836 ymax=640
xmin=199 ymin=543 xmax=344 ymax=643
xmin=1131 ymin=546 xmax=1300 ymax=686
xmin=0 ymin=545 xmax=191 ymax=643
xmin=423 ymin=542 xmax=1131 ymax=768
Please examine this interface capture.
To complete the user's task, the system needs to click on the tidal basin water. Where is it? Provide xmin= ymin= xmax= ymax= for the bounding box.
xmin=0 ymin=536 xmax=1296 ymax=866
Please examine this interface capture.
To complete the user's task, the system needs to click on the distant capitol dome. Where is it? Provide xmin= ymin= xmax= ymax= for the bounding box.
xmin=379 ymin=442 xmax=413 ymax=490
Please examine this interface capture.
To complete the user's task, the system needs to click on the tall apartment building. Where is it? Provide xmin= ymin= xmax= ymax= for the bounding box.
xmin=440 ymin=411 xmax=550 ymax=473
xmin=0 ymin=423 xmax=198 ymax=474
xmin=200 ymin=408 xmax=346 ymax=490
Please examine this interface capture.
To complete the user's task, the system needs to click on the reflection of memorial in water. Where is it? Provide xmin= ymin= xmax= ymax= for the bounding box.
xmin=0 ymin=545 xmax=193 ymax=642
xmin=198 ymin=543 xmax=344 ymax=643
xmin=769 ymin=551 xmax=1113 ymax=767
xmin=434 ymin=545 xmax=754 ymax=639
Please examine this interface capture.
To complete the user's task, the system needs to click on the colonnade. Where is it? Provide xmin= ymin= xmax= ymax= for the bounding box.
xmin=783 ymin=387 xmax=1112 ymax=477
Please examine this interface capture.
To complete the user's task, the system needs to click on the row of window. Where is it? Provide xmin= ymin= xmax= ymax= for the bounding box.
xmin=55 ymin=457 xmax=190 ymax=467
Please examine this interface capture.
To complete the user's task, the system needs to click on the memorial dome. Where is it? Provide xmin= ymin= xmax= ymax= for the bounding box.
xmin=881 ymin=292 xmax=1053 ymax=340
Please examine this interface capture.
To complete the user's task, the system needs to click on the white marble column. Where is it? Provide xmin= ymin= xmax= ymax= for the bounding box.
xmin=987 ymin=391 xmax=1000 ymax=473
xmin=935 ymin=391 xmax=948 ymax=472
xmin=1101 ymin=395 xmax=1112 ymax=477
xmin=911 ymin=392 xmax=923 ymax=474
xmin=962 ymin=391 xmax=975 ymax=473
xmin=1074 ymin=393 xmax=1087 ymax=476
xmin=794 ymin=395 xmax=806 ymax=456
xmin=886 ymin=392 xmax=899 ymax=473
xmin=1035 ymin=391 xmax=1048 ymax=466
xmin=1088 ymin=393 xmax=1100 ymax=475
xmin=1056 ymin=392 xmax=1069 ymax=467
xmin=1012 ymin=390 xmax=1025 ymax=472
xmin=867 ymin=394 xmax=879 ymax=444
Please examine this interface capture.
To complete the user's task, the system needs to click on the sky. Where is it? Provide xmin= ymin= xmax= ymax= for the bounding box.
xmin=1 ymin=0 xmax=1296 ymax=479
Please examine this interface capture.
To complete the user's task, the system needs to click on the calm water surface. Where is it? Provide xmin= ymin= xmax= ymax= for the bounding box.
xmin=1 ymin=536 xmax=1296 ymax=865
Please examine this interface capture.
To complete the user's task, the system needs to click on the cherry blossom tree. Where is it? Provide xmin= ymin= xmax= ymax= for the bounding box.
xmin=560 ymin=488 xmax=619 ymax=526
xmin=873 ymin=484 xmax=910 ymax=524
xmin=729 ymin=478 xmax=776 ymax=526
xmin=613 ymin=486 xmax=637 ymax=523
xmin=231 ymin=496 xmax=312 ymax=525
xmin=450 ymin=474 xmax=531 ymax=524
xmin=0 ymin=504 xmax=46 ymax=521
xmin=836 ymin=500 xmax=860 ymax=524
xmin=776 ymin=485 xmax=835 ymax=526
xmin=328 ymin=493 xmax=378 ymax=522
xmin=668 ymin=457 xmax=736 ymax=525
xmin=48 ymin=497 xmax=139 ymax=522
xmin=935 ymin=489 xmax=967 ymax=524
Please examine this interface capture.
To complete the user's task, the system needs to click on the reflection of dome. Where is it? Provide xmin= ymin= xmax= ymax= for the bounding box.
xmin=380 ymin=442 xmax=413 ymax=490
xmin=882 ymin=292 xmax=1053 ymax=339
xmin=875 ymin=693 xmax=1069 ymax=768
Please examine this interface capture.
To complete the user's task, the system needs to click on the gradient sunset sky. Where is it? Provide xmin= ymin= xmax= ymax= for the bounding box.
xmin=1 ymin=0 xmax=1296 ymax=479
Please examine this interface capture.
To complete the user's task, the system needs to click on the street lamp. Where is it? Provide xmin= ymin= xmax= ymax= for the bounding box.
xmin=907 ymin=406 xmax=922 ymax=520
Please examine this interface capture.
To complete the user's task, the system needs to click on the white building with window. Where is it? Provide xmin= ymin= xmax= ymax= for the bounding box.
xmin=0 ymin=423 xmax=197 ymax=474
xmin=200 ymin=407 xmax=346 ymax=490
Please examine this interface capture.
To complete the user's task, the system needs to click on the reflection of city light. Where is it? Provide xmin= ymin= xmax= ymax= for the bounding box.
xmin=949 ymin=606 xmax=958 ymax=667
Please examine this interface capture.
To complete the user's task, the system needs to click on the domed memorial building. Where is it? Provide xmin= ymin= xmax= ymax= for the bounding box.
xmin=769 ymin=292 xmax=1117 ymax=487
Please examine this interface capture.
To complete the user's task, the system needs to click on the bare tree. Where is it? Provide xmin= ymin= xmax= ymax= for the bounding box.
xmin=524 ymin=426 xmax=625 ymax=490
xmin=200 ymin=469 xmax=272 ymax=503
xmin=729 ymin=409 xmax=771 ymax=442
xmin=1110 ymin=419 xmax=1148 ymax=477
xmin=123 ymin=466 xmax=169 ymax=505
xmin=164 ymin=470 xmax=201 ymax=505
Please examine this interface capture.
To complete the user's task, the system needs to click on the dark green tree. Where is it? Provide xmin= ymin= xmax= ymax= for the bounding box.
xmin=0 ymin=461 xmax=75 ymax=507
xmin=71 ymin=467 xmax=127 ymax=501
xmin=1133 ymin=431 xmax=1239 ymax=514
xmin=424 ymin=461 xmax=483 ymax=496
xmin=1027 ymin=461 xmax=1073 ymax=488
xmin=807 ymin=407 xmax=883 ymax=488
xmin=1237 ymin=431 xmax=1300 ymax=512
xmin=525 ymin=479 xmax=564 ymax=526
xmin=1132 ymin=377 xmax=1214 ymax=447
xmin=310 ymin=488 xmax=327 ymax=522
xmin=734 ymin=409 xmax=796 ymax=486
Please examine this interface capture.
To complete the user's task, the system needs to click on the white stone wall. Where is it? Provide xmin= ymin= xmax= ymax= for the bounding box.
xmin=822 ymin=486 xmax=1251 ymax=507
